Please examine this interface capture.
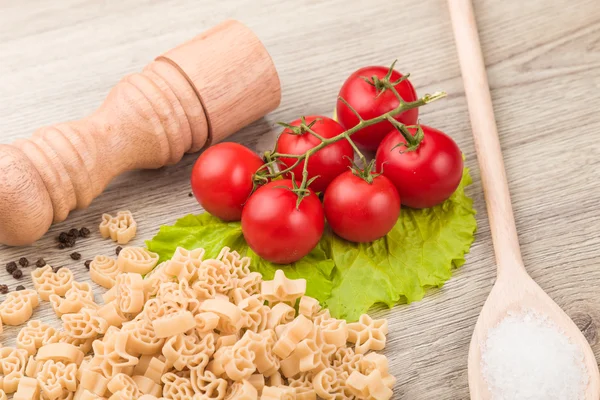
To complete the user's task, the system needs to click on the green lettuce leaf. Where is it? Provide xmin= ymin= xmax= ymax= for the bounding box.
xmin=146 ymin=168 xmax=476 ymax=321
xmin=324 ymin=169 xmax=476 ymax=319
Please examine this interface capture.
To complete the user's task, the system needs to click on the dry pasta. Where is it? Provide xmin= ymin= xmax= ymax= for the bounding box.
xmin=31 ymin=265 xmax=74 ymax=301
xmin=89 ymin=255 xmax=120 ymax=289
xmin=0 ymin=289 xmax=39 ymax=326
xmin=117 ymin=247 xmax=159 ymax=275
xmin=3 ymin=245 xmax=394 ymax=400
xmin=99 ymin=210 xmax=137 ymax=244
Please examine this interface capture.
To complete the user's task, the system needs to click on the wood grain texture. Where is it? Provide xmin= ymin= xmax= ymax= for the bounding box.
xmin=0 ymin=0 xmax=599 ymax=398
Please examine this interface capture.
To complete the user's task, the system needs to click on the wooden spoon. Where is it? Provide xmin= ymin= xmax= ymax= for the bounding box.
xmin=447 ymin=0 xmax=600 ymax=398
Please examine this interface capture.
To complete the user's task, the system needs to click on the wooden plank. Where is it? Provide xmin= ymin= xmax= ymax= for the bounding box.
xmin=0 ymin=0 xmax=599 ymax=398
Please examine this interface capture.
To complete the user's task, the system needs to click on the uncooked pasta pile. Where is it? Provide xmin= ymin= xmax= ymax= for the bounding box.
xmin=0 ymin=245 xmax=395 ymax=400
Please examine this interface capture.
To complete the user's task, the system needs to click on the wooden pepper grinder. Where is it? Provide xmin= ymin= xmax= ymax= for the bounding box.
xmin=0 ymin=20 xmax=281 ymax=246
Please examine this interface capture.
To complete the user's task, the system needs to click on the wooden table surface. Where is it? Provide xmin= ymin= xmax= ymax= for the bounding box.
xmin=1 ymin=0 xmax=599 ymax=398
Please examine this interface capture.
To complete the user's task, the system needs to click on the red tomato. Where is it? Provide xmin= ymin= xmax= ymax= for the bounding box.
xmin=375 ymin=125 xmax=463 ymax=208
xmin=323 ymin=171 xmax=400 ymax=243
xmin=336 ymin=64 xmax=418 ymax=151
xmin=191 ymin=142 xmax=264 ymax=221
xmin=241 ymin=180 xmax=325 ymax=264
xmin=276 ymin=116 xmax=353 ymax=193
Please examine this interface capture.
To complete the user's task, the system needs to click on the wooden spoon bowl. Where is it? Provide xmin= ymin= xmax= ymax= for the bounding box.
xmin=448 ymin=0 xmax=600 ymax=398
xmin=469 ymin=263 xmax=600 ymax=398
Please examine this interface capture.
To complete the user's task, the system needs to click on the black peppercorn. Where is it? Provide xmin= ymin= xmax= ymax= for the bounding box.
xmin=18 ymin=257 xmax=29 ymax=267
xmin=53 ymin=266 xmax=62 ymax=273
xmin=84 ymin=260 xmax=91 ymax=270
xmin=12 ymin=269 xmax=23 ymax=279
xmin=6 ymin=262 xmax=17 ymax=274
xmin=0 ymin=284 xmax=8 ymax=294
xmin=79 ymin=227 xmax=91 ymax=238
xmin=68 ymin=228 xmax=79 ymax=237
xmin=35 ymin=258 xmax=46 ymax=268
xmin=58 ymin=232 xmax=69 ymax=243
xmin=70 ymin=252 xmax=81 ymax=261
xmin=58 ymin=243 xmax=66 ymax=250
xmin=188 ymin=192 xmax=193 ymax=197
xmin=116 ymin=246 xmax=123 ymax=256
xmin=65 ymin=236 xmax=77 ymax=247
xmin=16 ymin=285 xmax=25 ymax=291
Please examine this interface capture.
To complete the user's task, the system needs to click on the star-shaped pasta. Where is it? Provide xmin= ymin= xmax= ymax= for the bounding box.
xmin=164 ymin=247 xmax=204 ymax=282
xmin=347 ymin=314 xmax=388 ymax=354
xmin=261 ymin=270 xmax=306 ymax=305
xmin=347 ymin=369 xmax=393 ymax=400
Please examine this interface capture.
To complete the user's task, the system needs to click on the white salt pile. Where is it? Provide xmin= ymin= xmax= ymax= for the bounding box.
xmin=481 ymin=309 xmax=589 ymax=400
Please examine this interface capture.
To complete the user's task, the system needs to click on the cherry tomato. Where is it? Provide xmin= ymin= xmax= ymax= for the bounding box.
xmin=336 ymin=64 xmax=418 ymax=151
xmin=375 ymin=125 xmax=463 ymax=208
xmin=191 ymin=142 xmax=264 ymax=221
xmin=276 ymin=116 xmax=353 ymax=193
xmin=323 ymin=171 xmax=400 ymax=243
xmin=241 ymin=180 xmax=324 ymax=264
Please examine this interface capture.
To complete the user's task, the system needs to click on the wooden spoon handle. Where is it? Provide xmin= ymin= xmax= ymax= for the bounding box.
xmin=447 ymin=0 xmax=525 ymax=274
xmin=0 ymin=20 xmax=280 ymax=246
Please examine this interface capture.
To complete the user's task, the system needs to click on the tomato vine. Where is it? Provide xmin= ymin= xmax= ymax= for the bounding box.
xmin=253 ymin=65 xmax=446 ymax=199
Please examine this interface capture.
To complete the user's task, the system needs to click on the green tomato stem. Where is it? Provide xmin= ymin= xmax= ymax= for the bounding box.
xmin=254 ymin=85 xmax=446 ymax=191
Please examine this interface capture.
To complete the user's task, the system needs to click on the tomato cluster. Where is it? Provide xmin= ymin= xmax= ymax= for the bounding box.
xmin=190 ymin=63 xmax=464 ymax=264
